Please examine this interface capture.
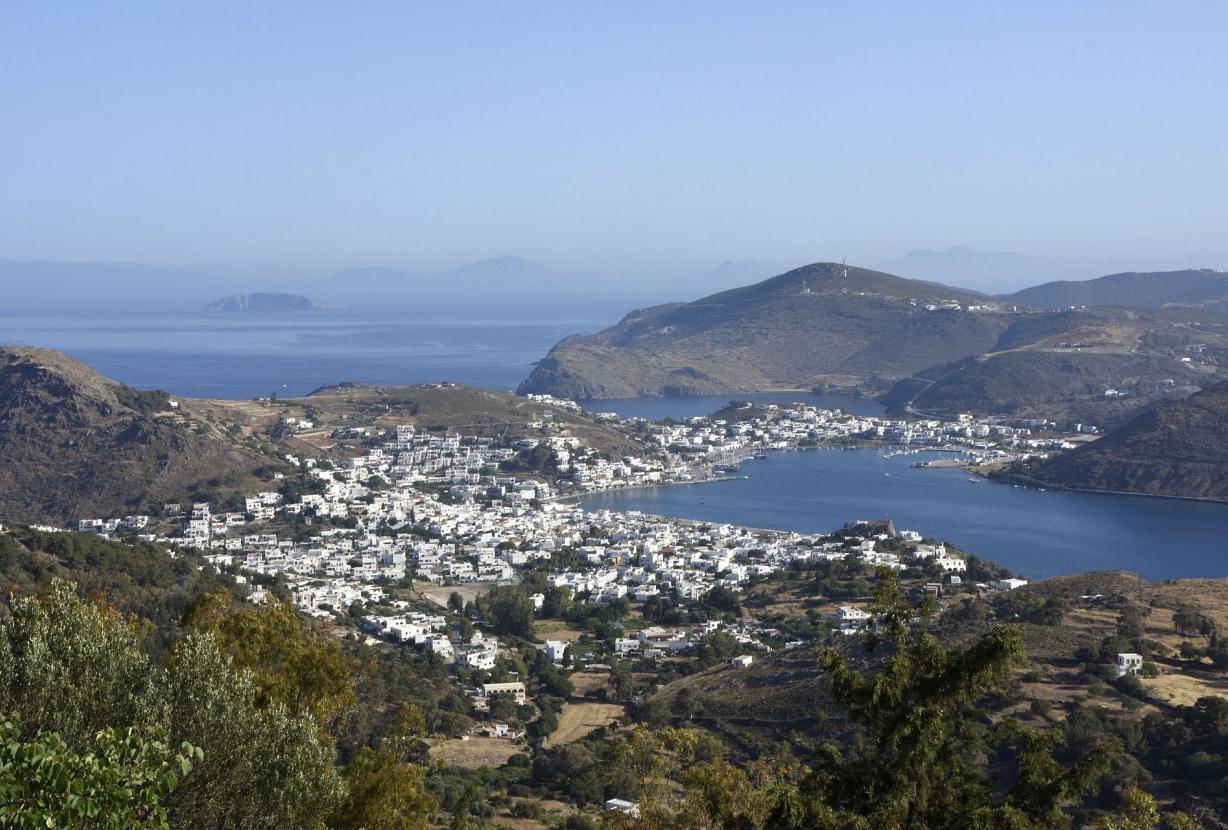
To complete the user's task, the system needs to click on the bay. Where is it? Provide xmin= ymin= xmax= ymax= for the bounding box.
xmin=579 ymin=448 xmax=1228 ymax=581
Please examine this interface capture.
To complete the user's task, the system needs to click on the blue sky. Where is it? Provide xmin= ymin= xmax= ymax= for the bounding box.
xmin=2 ymin=2 xmax=1225 ymax=284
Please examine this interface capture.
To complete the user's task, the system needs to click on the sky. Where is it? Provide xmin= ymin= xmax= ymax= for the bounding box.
xmin=2 ymin=2 xmax=1226 ymax=290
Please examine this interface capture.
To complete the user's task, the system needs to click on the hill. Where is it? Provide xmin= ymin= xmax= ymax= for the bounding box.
xmin=1005 ymin=269 xmax=1228 ymax=311
xmin=0 ymin=346 xmax=650 ymax=523
xmin=0 ymin=347 xmax=280 ymax=524
xmin=205 ymin=292 xmax=334 ymax=311
xmin=1011 ymin=382 xmax=1228 ymax=500
xmin=518 ymin=262 xmax=1015 ymax=399
xmin=883 ymin=306 xmax=1228 ymax=425
xmin=295 ymin=380 xmax=641 ymax=457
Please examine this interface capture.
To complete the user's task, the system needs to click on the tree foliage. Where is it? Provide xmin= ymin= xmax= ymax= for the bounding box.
xmin=0 ymin=714 xmax=199 ymax=830
xmin=184 ymin=591 xmax=359 ymax=731
xmin=612 ymin=570 xmax=1126 ymax=830
xmin=0 ymin=581 xmax=350 ymax=829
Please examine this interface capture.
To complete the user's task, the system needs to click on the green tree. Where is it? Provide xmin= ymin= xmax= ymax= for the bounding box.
xmin=1171 ymin=604 xmax=1204 ymax=637
xmin=330 ymin=745 xmax=436 ymax=830
xmin=772 ymin=572 xmax=1115 ymax=829
xmin=185 ymin=591 xmax=359 ymax=731
xmin=162 ymin=632 xmax=346 ymax=829
xmin=0 ymin=715 xmax=199 ymax=830
xmin=610 ymin=569 xmax=1114 ymax=830
xmin=484 ymin=587 xmax=534 ymax=638
xmin=487 ymin=691 xmax=519 ymax=721
xmin=0 ymin=583 xmax=154 ymax=747
xmin=0 ymin=582 xmax=346 ymax=830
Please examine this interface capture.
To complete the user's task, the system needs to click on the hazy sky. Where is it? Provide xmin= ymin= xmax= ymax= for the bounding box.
xmin=2 ymin=2 xmax=1226 ymax=281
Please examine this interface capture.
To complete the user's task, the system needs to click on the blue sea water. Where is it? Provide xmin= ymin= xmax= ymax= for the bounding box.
xmin=580 ymin=449 xmax=1228 ymax=581
xmin=0 ymin=311 xmax=608 ymax=399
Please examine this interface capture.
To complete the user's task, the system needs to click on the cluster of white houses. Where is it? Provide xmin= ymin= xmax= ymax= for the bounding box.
xmin=68 ymin=404 xmax=1046 ymax=701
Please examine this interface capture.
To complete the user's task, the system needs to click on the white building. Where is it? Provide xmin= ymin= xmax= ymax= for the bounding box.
xmin=1115 ymin=653 xmax=1144 ymax=678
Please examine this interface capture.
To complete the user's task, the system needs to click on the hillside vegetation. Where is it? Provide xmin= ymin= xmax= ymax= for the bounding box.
xmin=519 ymin=262 xmax=1015 ymax=399
xmin=884 ymin=306 xmax=1228 ymax=425
xmin=1011 ymin=381 xmax=1228 ymax=500
xmin=0 ymin=347 xmax=281 ymax=524
xmin=1005 ymin=268 xmax=1228 ymax=311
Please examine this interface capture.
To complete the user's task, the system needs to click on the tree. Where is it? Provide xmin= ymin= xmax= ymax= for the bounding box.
xmin=541 ymin=586 xmax=573 ymax=618
xmin=1172 ymin=604 xmax=1204 ymax=637
xmin=484 ymin=587 xmax=534 ymax=638
xmin=447 ymin=592 xmax=465 ymax=614
xmin=1096 ymin=786 xmax=1160 ymax=830
xmin=330 ymin=745 xmax=436 ymax=830
xmin=0 ymin=582 xmax=346 ymax=830
xmin=0 ymin=715 xmax=199 ymax=830
xmin=184 ymin=591 xmax=359 ymax=731
xmin=621 ymin=570 xmax=1117 ymax=830
xmin=162 ymin=633 xmax=346 ymax=829
xmin=487 ymin=691 xmax=519 ymax=721
xmin=0 ymin=582 xmax=155 ymax=747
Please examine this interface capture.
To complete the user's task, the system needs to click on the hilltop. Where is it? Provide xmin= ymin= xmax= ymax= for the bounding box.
xmin=1005 ymin=268 xmax=1228 ymax=311
xmin=1010 ymin=381 xmax=1228 ymax=500
xmin=0 ymin=347 xmax=283 ymax=524
xmin=206 ymin=292 xmax=335 ymax=311
xmin=519 ymin=262 xmax=1014 ymax=399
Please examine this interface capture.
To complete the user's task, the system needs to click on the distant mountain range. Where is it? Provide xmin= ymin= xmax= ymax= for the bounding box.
xmin=206 ymin=292 xmax=335 ymax=311
xmin=1002 ymin=269 xmax=1228 ymax=311
xmin=1010 ymin=382 xmax=1228 ymax=501
xmin=879 ymin=246 xmax=1086 ymax=293
xmin=0 ymin=255 xmax=569 ymax=313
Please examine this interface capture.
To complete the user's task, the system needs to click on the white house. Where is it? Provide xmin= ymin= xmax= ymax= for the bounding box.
xmin=605 ymin=799 xmax=640 ymax=817
xmin=1115 ymin=653 xmax=1144 ymax=678
xmin=995 ymin=578 xmax=1029 ymax=592
xmin=730 ymin=655 xmax=753 ymax=669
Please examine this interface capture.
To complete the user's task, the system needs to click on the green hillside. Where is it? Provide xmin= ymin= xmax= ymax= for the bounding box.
xmin=1013 ymin=382 xmax=1228 ymax=500
xmin=1005 ymin=269 xmax=1228 ymax=311
xmin=519 ymin=262 xmax=1015 ymax=399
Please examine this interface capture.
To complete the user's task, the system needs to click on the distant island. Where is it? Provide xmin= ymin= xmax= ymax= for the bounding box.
xmin=205 ymin=292 xmax=337 ymax=311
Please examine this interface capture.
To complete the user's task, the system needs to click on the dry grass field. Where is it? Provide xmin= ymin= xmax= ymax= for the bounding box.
xmin=544 ymin=702 xmax=624 ymax=748
xmin=428 ymin=736 xmax=523 ymax=769
xmin=1142 ymin=673 xmax=1228 ymax=707
xmin=533 ymin=620 xmax=588 ymax=642
xmin=568 ymin=671 xmax=611 ymax=696
xmin=419 ymin=582 xmax=497 ymax=608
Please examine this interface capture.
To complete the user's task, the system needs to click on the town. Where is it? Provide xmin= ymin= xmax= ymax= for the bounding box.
xmin=61 ymin=397 xmax=1062 ymax=748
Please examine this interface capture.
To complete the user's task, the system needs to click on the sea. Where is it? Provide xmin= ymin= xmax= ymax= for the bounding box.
xmin=4 ymin=309 xmax=1227 ymax=581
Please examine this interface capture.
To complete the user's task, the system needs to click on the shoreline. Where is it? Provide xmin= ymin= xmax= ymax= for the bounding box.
xmin=552 ymin=474 xmax=744 ymax=502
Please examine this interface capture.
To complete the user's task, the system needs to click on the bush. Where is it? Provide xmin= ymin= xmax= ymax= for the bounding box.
xmin=1030 ymin=699 xmax=1053 ymax=718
